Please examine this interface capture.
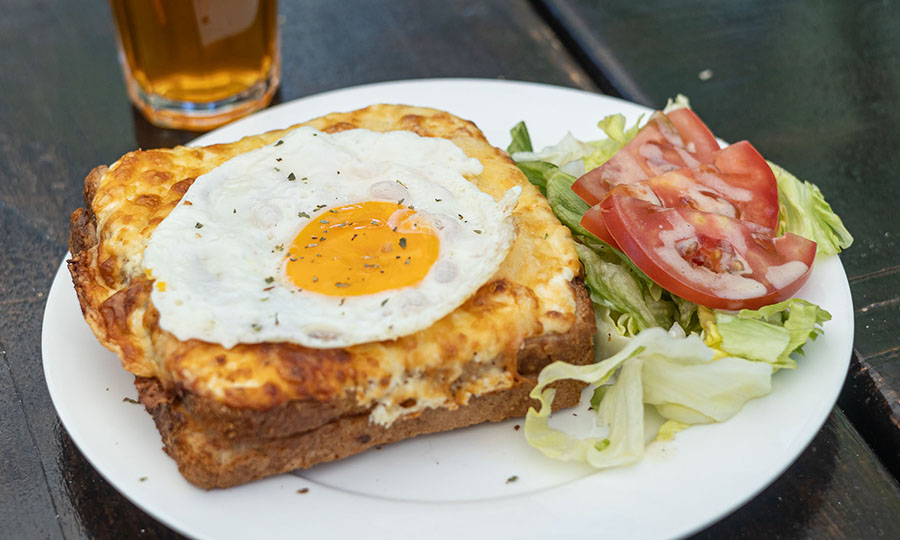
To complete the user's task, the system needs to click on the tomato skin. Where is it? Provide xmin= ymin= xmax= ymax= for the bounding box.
xmin=710 ymin=141 xmax=779 ymax=229
xmin=572 ymin=109 xmax=720 ymax=205
xmin=579 ymin=140 xmax=779 ymax=249
xmin=622 ymin=142 xmax=778 ymax=230
xmin=571 ymin=169 xmax=606 ymax=206
xmin=599 ymin=195 xmax=816 ymax=310
xmin=666 ymin=108 xmax=720 ymax=163
xmin=581 ymin=203 xmax=620 ymax=248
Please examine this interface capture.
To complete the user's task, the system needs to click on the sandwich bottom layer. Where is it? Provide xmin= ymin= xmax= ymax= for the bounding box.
xmin=136 ymin=359 xmax=591 ymax=489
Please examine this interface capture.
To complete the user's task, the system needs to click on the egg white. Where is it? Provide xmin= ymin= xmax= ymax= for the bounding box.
xmin=141 ymin=127 xmax=520 ymax=349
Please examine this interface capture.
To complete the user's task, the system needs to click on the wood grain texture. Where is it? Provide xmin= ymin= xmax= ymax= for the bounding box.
xmin=839 ymin=352 xmax=900 ymax=481
xmin=693 ymin=409 xmax=900 ymax=540
xmin=537 ymin=0 xmax=900 ymax=511
xmin=0 ymin=342 xmax=64 ymax=540
xmin=1 ymin=0 xmax=899 ymax=538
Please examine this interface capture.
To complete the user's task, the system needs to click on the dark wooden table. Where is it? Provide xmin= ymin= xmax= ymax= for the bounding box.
xmin=2 ymin=1 xmax=898 ymax=538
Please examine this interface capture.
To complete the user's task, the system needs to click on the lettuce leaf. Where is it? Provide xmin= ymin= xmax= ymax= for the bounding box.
xmin=544 ymin=168 xmax=593 ymax=237
xmin=701 ymin=299 xmax=831 ymax=370
xmin=642 ymin=353 xmax=773 ymax=424
xmin=507 ymin=121 xmax=534 ymax=154
xmin=525 ymin=327 xmax=773 ymax=468
xmin=510 ymin=114 xmax=641 ymax=175
xmin=511 ymin=132 xmax=598 ymax=177
xmin=513 ymin=161 xmax=556 ymax=195
xmin=770 ymin=162 xmax=854 ymax=256
xmin=509 ymin=122 xmax=552 ymax=194
xmin=577 ymin=243 xmax=677 ymax=334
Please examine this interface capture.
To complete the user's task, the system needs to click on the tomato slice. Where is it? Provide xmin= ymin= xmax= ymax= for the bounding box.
xmin=579 ymin=140 xmax=779 ymax=249
xmin=572 ymin=109 xmax=719 ymax=205
xmin=612 ymin=141 xmax=778 ymax=228
xmin=666 ymin=108 xmax=720 ymax=162
xmin=707 ymin=141 xmax=779 ymax=229
xmin=581 ymin=202 xmax=620 ymax=247
xmin=599 ymin=195 xmax=816 ymax=310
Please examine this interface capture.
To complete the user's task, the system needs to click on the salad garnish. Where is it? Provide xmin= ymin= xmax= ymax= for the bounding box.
xmin=509 ymin=96 xmax=852 ymax=469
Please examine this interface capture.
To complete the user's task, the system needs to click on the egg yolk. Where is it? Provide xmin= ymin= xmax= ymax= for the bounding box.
xmin=285 ymin=201 xmax=440 ymax=296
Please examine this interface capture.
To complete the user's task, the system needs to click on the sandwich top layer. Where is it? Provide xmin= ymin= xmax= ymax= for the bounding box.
xmin=142 ymin=126 xmax=522 ymax=350
xmin=69 ymin=105 xmax=583 ymax=426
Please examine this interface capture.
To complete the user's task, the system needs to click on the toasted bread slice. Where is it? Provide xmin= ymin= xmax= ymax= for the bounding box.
xmin=68 ymin=104 xmax=594 ymax=488
xmin=135 ymin=279 xmax=592 ymax=488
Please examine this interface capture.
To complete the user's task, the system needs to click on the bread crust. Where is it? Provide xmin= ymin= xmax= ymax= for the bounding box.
xmin=69 ymin=104 xmax=595 ymax=488
xmin=134 ymin=275 xmax=594 ymax=489
xmin=140 ymin=377 xmax=589 ymax=489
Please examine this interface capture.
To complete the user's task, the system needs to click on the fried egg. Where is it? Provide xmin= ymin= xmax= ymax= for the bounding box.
xmin=141 ymin=127 xmax=521 ymax=349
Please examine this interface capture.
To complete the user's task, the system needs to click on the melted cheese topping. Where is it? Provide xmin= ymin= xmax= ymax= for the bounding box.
xmin=76 ymin=105 xmax=584 ymax=426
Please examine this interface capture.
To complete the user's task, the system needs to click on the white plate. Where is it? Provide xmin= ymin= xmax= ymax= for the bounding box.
xmin=42 ymin=79 xmax=853 ymax=540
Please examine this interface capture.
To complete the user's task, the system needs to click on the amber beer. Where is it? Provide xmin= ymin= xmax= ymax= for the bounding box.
xmin=110 ymin=0 xmax=280 ymax=130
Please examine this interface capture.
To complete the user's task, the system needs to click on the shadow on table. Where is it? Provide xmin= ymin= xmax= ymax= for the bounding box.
xmin=129 ymin=89 xmax=286 ymax=150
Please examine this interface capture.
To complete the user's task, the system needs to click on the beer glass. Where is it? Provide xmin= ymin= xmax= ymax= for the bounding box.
xmin=109 ymin=0 xmax=280 ymax=130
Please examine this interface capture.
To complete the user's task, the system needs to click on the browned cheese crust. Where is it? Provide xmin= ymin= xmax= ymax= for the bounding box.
xmin=68 ymin=104 xmax=595 ymax=488
xmin=136 ymin=280 xmax=593 ymax=489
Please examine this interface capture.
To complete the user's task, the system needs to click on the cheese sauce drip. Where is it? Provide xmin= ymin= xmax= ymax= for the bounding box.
xmin=286 ymin=202 xmax=440 ymax=295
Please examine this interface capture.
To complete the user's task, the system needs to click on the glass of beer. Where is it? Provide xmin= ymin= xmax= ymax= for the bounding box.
xmin=109 ymin=0 xmax=280 ymax=131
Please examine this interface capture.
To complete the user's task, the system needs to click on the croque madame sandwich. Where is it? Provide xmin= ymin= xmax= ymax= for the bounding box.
xmin=68 ymin=105 xmax=594 ymax=489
